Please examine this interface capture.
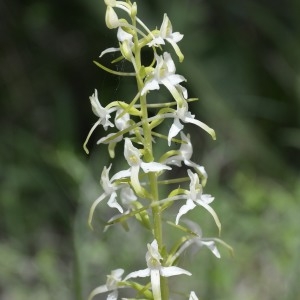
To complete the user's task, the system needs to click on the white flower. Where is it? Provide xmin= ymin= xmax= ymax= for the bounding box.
xmin=141 ymin=52 xmax=186 ymax=104
xmin=163 ymin=132 xmax=208 ymax=185
xmin=96 ymin=109 xmax=131 ymax=158
xmin=148 ymin=14 xmax=184 ymax=62
xmin=175 ymin=170 xmax=220 ymax=231
xmin=124 ymin=240 xmax=191 ymax=300
xmin=105 ymin=5 xmax=120 ymax=29
xmin=83 ymin=89 xmax=117 ymax=154
xmin=114 ymin=108 xmax=131 ymax=131
xmin=120 ymin=186 xmax=137 ymax=209
xmin=90 ymin=89 xmax=115 ymax=129
xmin=168 ymin=100 xmax=216 ymax=145
xmin=88 ymin=164 xmax=131 ymax=228
xmin=124 ymin=138 xmax=171 ymax=195
xmin=176 ymin=220 xmax=221 ymax=259
xmin=88 ymin=268 xmax=124 ymax=300
xmin=189 ymin=291 xmax=199 ymax=300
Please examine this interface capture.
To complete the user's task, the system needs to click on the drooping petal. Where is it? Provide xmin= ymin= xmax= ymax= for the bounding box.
xmin=175 ymin=198 xmax=196 ymax=225
xmin=195 ymin=200 xmax=221 ymax=234
xmin=87 ymin=284 xmax=108 ymax=300
xmin=99 ymin=47 xmax=120 ymax=58
xmin=199 ymin=240 xmax=221 ymax=258
xmin=184 ymin=115 xmax=216 ymax=140
xmin=88 ymin=193 xmax=107 ymax=228
xmin=150 ymin=269 xmax=162 ymax=300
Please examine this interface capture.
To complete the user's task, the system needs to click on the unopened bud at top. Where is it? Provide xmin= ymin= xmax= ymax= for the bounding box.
xmin=131 ymin=2 xmax=137 ymax=18
xmin=105 ymin=6 xmax=119 ymax=29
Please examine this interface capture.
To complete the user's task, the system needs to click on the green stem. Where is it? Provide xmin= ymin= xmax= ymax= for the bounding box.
xmin=131 ymin=13 xmax=169 ymax=300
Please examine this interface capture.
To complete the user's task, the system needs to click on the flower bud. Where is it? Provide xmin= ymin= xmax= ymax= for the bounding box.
xmin=131 ymin=2 xmax=137 ymax=18
xmin=120 ymin=40 xmax=133 ymax=61
xmin=105 ymin=6 xmax=119 ymax=29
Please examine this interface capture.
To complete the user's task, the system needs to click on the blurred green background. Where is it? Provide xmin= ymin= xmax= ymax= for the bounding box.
xmin=1 ymin=0 xmax=300 ymax=299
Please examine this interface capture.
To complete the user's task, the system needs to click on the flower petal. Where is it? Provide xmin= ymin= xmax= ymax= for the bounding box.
xmin=199 ymin=240 xmax=221 ymax=258
xmin=195 ymin=200 xmax=221 ymax=234
xmin=175 ymin=198 xmax=196 ymax=225
xmin=107 ymin=191 xmax=123 ymax=213
xmin=168 ymin=118 xmax=184 ymax=146
xmin=140 ymin=161 xmax=171 ymax=173
xmin=87 ymin=284 xmax=108 ymax=300
xmin=150 ymin=269 xmax=162 ymax=300
xmin=88 ymin=193 xmax=107 ymax=229
xmin=124 ymin=268 xmax=151 ymax=281
xmin=99 ymin=47 xmax=120 ymax=58
xmin=160 ymin=266 xmax=191 ymax=277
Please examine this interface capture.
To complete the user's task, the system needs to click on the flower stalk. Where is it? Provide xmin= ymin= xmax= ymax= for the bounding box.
xmin=84 ymin=1 xmax=231 ymax=299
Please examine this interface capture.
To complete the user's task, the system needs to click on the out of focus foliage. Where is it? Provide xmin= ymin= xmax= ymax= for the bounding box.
xmin=1 ymin=0 xmax=299 ymax=299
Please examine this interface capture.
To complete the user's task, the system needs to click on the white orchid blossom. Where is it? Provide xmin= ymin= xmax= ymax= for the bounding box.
xmin=83 ymin=89 xmax=117 ymax=154
xmin=163 ymin=132 xmax=208 ymax=185
xmin=176 ymin=220 xmax=221 ymax=259
xmin=141 ymin=52 xmax=186 ymax=103
xmin=175 ymin=170 xmax=220 ymax=233
xmin=148 ymin=13 xmax=184 ymax=62
xmin=168 ymin=100 xmax=216 ymax=145
xmin=88 ymin=268 xmax=124 ymax=300
xmin=124 ymin=138 xmax=171 ymax=195
xmin=96 ymin=109 xmax=131 ymax=157
xmin=124 ymin=240 xmax=191 ymax=300
xmin=88 ymin=164 xmax=131 ymax=228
